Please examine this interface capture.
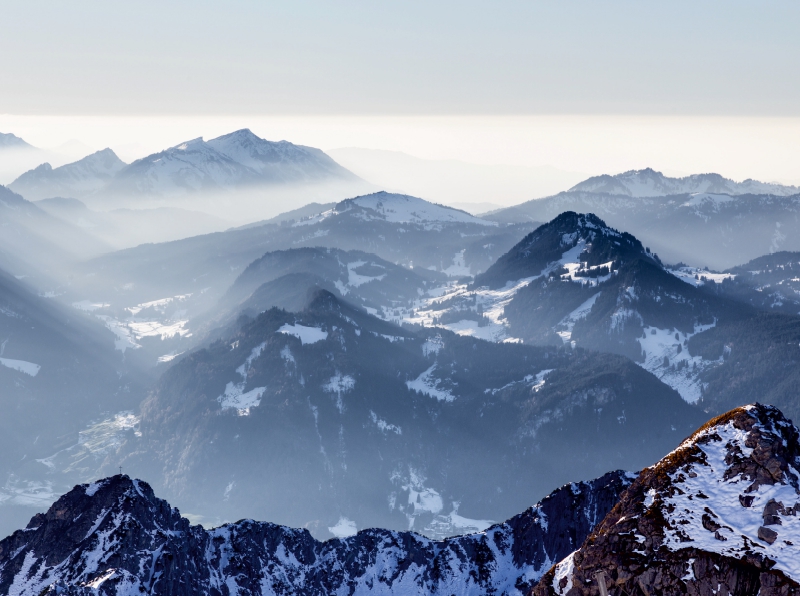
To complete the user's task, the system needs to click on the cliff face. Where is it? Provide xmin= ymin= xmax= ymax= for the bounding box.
xmin=533 ymin=403 xmax=800 ymax=596
xmin=0 ymin=471 xmax=631 ymax=596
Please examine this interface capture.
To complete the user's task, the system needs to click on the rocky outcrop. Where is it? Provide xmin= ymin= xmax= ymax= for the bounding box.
xmin=0 ymin=471 xmax=632 ymax=596
xmin=532 ymin=403 xmax=800 ymax=596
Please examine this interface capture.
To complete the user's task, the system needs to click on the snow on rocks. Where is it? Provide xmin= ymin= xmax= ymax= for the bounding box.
xmin=0 ymin=471 xmax=633 ymax=596
xmin=533 ymin=404 xmax=800 ymax=596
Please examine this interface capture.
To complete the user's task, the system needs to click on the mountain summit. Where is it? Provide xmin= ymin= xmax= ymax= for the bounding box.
xmin=474 ymin=211 xmax=657 ymax=289
xmin=534 ymin=403 xmax=800 ymax=596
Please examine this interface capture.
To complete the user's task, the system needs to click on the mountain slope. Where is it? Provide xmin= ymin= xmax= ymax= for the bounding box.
xmin=0 ymin=268 xmax=146 ymax=538
xmin=67 ymin=192 xmax=534 ymax=370
xmin=406 ymin=212 xmax=800 ymax=415
xmin=9 ymin=148 xmax=126 ymax=200
xmin=0 ymin=132 xmax=34 ymax=150
xmin=115 ymin=290 xmax=702 ymax=537
xmin=0 ymin=471 xmax=632 ymax=596
xmin=34 ymin=197 xmax=230 ymax=249
xmin=533 ymin=403 xmax=800 ymax=596
xmin=569 ymin=168 xmax=799 ymax=197
xmin=0 ymin=185 xmax=110 ymax=283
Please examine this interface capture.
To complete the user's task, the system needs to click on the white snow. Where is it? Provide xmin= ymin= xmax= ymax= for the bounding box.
xmin=96 ymin=315 xmax=141 ymax=352
xmin=328 ymin=517 xmax=358 ymax=538
xmin=127 ymin=319 xmax=190 ymax=340
xmin=346 ymin=260 xmax=386 ymax=288
xmin=72 ymin=300 xmax=110 ymax=312
xmin=157 ymin=351 xmax=184 ymax=363
xmin=323 ymin=373 xmax=355 ymax=413
xmin=85 ymin=480 xmax=109 ymax=497
xmin=669 ymin=266 xmax=736 ymax=287
xmin=656 ymin=418 xmax=800 ymax=581
xmin=552 ymin=552 xmax=576 ymax=595
xmin=637 ymin=323 xmax=717 ymax=404
xmin=218 ymin=342 xmax=267 ymax=415
xmin=406 ymin=364 xmax=455 ymax=402
xmin=218 ymin=384 xmax=266 ymax=416
xmin=0 ymin=358 xmax=40 ymax=377
xmin=350 ymin=193 xmax=496 ymax=226
xmin=681 ymin=193 xmax=735 ymax=208
xmin=403 ymin=468 xmax=444 ymax=515
xmin=370 ymin=410 xmax=402 ymax=435
xmin=442 ymin=250 xmax=472 ymax=277
xmin=556 ymin=293 xmax=600 ymax=342
xmin=278 ymin=323 xmax=328 ymax=344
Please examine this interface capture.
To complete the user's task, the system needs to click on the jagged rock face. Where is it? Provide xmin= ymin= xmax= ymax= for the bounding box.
xmin=0 ymin=471 xmax=632 ymax=596
xmin=533 ymin=404 xmax=800 ymax=596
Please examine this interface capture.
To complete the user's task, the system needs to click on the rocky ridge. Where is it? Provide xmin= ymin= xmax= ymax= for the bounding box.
xmin=0 ymin=471 xmax=632 ymax=596
xmin=534 ymin=403 xmax=800 ymax=596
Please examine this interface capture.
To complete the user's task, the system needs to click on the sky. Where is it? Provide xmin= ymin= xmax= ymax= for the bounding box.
xmin=1 ymin=1 xmax=799 ymax=188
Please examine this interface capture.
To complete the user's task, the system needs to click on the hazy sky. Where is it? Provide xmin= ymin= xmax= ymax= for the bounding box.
xmin=1 ymin=2 xmax=799 ymax=187
xmin=2 ymin=1 xmax=799 ymax=116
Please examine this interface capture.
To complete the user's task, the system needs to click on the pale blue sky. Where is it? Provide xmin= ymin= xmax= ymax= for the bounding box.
xmin=2 ymin=0 xmax=798 ymax=115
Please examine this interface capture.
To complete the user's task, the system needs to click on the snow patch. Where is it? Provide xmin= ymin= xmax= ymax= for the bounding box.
xmin=406 ymin=364 xmax=455 ymax=402
xmin=0 ymin=358 xmax=40 ymax=376
xmin=278 ymin=323 xmax=328 ymax=344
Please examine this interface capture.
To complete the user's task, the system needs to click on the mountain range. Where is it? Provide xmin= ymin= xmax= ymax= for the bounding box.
xmin=9 ymin=129 xmax=366 ymax=204
xmin=2 ymin=403 xmax=797 ymax=595
xmin=5 ymin=149 xmax=800 ymax=595
xmin=110 ymin=288 xmax=699 ymax=536
xmin=569 ymin=167 xmax=799 ymax=197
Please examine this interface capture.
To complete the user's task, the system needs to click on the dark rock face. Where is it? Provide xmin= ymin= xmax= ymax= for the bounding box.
xmin=532 ymin=404 xmax=800 ymax=596
xmin=0 ymin=471 xmax=632 ymax=596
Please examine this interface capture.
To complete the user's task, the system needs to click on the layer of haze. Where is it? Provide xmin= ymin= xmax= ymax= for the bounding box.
xmin=2 ymin=1 xmax=799 ymax=208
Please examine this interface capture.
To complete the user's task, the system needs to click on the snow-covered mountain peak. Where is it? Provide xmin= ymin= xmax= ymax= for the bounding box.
xmin=570 ymin=168 xmax=800 ymax=198
xmin=475 ymin=211 xmax=655 ymax=288
xmin=535 ymin=404 xmax=800 ymax=596
xmin=173 ymin=137 xmax=206 ymax=151
xmin=339 ymin=191 xmax=496 ymax=226
xmin=206 ymin=129 xmax=358 ymax=182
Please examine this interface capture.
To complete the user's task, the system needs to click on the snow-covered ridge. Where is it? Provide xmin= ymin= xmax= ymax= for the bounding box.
xmin=10 ymin=128 xmax=360 ymax=200
xmin=539 ymin=404 xmax=800 ymax=596
xmin=570 ymin=168 xmax=800 ymax=198
xmin=0 ymin=471 xmax=632 ymax=596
